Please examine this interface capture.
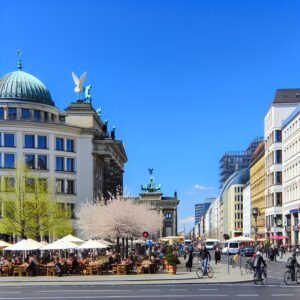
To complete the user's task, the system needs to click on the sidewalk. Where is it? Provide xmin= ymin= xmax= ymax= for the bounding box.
xmin=0 ymin=258 xmax=252 ymax=286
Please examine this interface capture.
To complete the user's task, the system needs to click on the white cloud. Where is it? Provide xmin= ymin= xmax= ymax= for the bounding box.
xmin=179 ymin=216 xmax=195 ymax=225
xmin=193 ymin=184 xmax=214 ymax=191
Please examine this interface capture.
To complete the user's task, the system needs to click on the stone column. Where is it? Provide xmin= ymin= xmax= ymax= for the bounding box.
xmin=173 ymin=209 xmax=177 ymax=236
xmin=160 ymin=209 xmax=164 ymax=238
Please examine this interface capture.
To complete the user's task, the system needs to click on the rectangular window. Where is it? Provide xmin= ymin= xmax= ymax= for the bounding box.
xmin=34 ymin=110 xmax=40 ymax=121
xmin=25 ymin=154 xmax=35 ymax=169
xmin=4 ymin=133 xmax=14 ymax=147
xmin=56 ymin=138 xmax=64 ymax=151
xmin=275 ymin=150 xmax=282 ymax=164
xmin=8 ymin=108 xmax=17 ymax=120
xmin=56 ymin=156 xmax=64 ymax=171
xmin=37 ymin=155 xmax=47 ymax=170
xmin=4 ymin=153 xmax=15 ymax=168
xmin=24 ymin=135 xmax=35 ymax=148
xmin=37 ymin=136 xmax=47 ymax=149
xmin=275 ymin=192 xmax=282 ymax=206
xmin=67 ymin=203 xmax=75 ymax=219
xmin=275 ymin=172 xmax=282 ymax=185
xmin=26 ymin=178 xmax=35 ymax=192
xmin=56 ymin=179 xmax=64 ymax=193
xmin=44 ymin=112 xmax=48 ymax=122
xmin=21 ymin=108 xmax=30 ymax=120
xmin=275 ymin=130 xmax=282 ymax=143
xmin=38 ymin=178 xmax=48 ymax=191
xmin=66 ymin=179 xmax=75 ymax=194
xmin=66 ymin=158 xmax=74 ymax=172
xmin=66 ymin=139 xmax=74 ymax=152
xmin=3 ymin=177 xmax=15 ymax=192
xmin=0 ymin=108 xmax=4 ymax=120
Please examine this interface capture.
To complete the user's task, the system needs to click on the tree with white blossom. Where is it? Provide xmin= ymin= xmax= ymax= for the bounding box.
xmin=77 ymin=193 xmax=162 ymax=240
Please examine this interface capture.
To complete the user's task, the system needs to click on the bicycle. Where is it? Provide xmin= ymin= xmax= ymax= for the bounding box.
xmin=253 ymin=266 xmax=267 ymax=285
xmin=284 ymin=268 xmax=300 ymax=285
xmin=245 ymin=260 xmax=254 ymax=274
xmin=196 ymin=264 xmax=213 ymax=279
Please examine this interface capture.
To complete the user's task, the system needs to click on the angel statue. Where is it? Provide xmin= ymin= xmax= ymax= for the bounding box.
xmin=72 ymin=71 xmax=87 ymax=99
xmin=84 ymin=84 xmax=92 ymax=103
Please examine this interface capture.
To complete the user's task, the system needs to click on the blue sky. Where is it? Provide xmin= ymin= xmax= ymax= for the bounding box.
xmin=1 ymin=0 xmax=300 ymax=231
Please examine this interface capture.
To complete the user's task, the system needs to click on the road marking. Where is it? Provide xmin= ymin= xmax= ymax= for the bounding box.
xmin=271 ymin=294 xmax=295 ymax=297
xmin=169 ymin=289 xmax=188 ymax=291
xmin=37 ymin=290 xmax=130 ymax=293
xmin=198 ymin=289 xmax=218 ymax=291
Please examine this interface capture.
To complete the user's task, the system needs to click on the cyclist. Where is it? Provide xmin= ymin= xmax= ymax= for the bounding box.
xmin=200 ymin=245 xmax=211 ymax=275
xmin=286 ymin=252 xmax=300 ymax=281
xmin=253 ymin=250 xmax=267 ymax=280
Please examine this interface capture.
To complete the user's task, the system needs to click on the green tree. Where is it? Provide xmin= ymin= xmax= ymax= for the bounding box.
xmin=0 ymin=163 xmax=73 ymax=240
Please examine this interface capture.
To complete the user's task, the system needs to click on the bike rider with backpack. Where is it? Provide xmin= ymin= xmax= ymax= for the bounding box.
xmin=253 ymin=251 xmax=267 ymax=280
xmin=286 ymin=252 xmax=300 ymax=281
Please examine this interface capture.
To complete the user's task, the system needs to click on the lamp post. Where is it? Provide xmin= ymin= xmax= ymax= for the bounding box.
xmin=252 ymin=208 xmax=259 ymax=243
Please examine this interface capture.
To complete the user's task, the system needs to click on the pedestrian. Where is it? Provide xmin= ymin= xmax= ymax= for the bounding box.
xmin=214 ymin=247 xmax=221 ymax=265
xmin=200 ymin=245 xmax=211 ymax=275
xmin=185 ymin=250 xmax=193 ymax=272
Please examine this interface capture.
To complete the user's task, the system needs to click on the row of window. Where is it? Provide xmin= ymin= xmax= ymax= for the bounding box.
xmin=283 ymin=118 xmax=299 ymax=141
xmin=0 ymin=107 xmax=63 ymax=123
xmin=234 ymin=212 xmax=243 ymax=220
xmin=0 ymin=153 xmax=75 ymax=172
xmin=0 ymin=133 xmax=75 ymax=152
xmin=0 ymin=176 xmax=76 ymax=195
xmin=265 ymin=130 xmax=282 ymax=149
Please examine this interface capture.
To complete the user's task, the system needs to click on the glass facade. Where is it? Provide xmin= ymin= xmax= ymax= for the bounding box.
xmin=66 ymin=158 xmax=74 ymax=172
xmin=56 ymin=138 xmax=64 ymax=151
xmin=38 ymin=155 xmax=47 ymax=170
xmin=66 ymin=179 xmax=75 ymax=194
xmin=21 ymin=108 xmax=30 ymax=120
xmin=66 ymin=139 xmax=74 ymax=152
xmin=25 ymin=154 xmax=35 ymax=169
xmin=56 ymin=156 xmax=64 ymax=171
xmin=4 ymin=133 xmax=14 ymax=147
xmin=56 ymin=179 xmax=64 ymax=193
xmin=8 ymin=108 xmax=17 ymax=120
xmin=37 ymin=135 xmax=47 ymax=149
xmin=4 ymin=153 xmax=15 ymax=168
xmin=24 ymin=135 xmax=35 ymax=148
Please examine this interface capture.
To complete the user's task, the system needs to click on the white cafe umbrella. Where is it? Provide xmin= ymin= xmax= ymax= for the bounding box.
xmin=42 ymin=240 xmax=78 ymax=250
xmin=58 ymin=234 xmax=84 ymax=244
xmin=5 ymin=239 xmax=43 ymax=251
xmin=95 ymin=239 xmax=114 ymax=246
xmin=0 ymin=240 xmax=11 ymax=248
xmin=77 ymin=239 xmax=107 ymax=249
xmin=133 ymin=239 xmax=146 ymax=245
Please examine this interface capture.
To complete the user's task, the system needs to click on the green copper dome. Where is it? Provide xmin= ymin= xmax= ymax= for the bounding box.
xmin=0 ymin=70 xmax=54 ymax=106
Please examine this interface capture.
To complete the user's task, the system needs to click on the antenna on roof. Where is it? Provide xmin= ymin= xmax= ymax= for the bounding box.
xmin=16 ymin=49 xmax=22 ymax=70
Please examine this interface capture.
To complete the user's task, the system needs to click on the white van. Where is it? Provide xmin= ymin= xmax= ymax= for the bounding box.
xmin=205 ymin=239 xmax=220 ymax=250
xmin=222 ymin=240 xmax=241 ymax=254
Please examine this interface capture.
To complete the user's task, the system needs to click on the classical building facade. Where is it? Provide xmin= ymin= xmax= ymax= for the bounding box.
xmin=0 ymin=56 xmax=127 ymax=236
xmin=282 ymin=104 xmax=300 ymax=245
xmin=264 ymin=89 xmax=300 ymax=241
xmin=250 ymin=142 xmax=265 ymax=239
xmin=130 ymin=173 xmax=179 ymax=238
xmin=242 ymin=182 xmax=251 ymax=237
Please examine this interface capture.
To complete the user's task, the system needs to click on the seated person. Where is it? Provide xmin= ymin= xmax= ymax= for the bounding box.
xmin=124 ymin=256 xmax=133 ymax=273
xmin=55 ymin=257 xmax=63 ymax=277
xmin=71 ymin=256 xmax=79 ymax=274
xmin=27 ymin=257 xmax=37 ymax=276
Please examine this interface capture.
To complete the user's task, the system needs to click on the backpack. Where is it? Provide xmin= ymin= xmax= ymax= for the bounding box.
xmin=286 ymin=257 xmax=293 ymax=268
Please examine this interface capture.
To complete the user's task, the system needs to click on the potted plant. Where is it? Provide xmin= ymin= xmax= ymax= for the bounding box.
xmin=165 ymin=252 xmax=178 ymax=274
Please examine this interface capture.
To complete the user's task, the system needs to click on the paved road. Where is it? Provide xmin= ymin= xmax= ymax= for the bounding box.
xmin=0 ymin=283 xmax=298 ymax=299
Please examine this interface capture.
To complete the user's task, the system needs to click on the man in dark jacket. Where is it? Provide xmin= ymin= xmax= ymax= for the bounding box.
xmin=185 ymin=250 xmax=193 ymax=272
xmin=200 ymin=245 xmax=211 ymax=275
xmin=288 ymin=252 xmax=300 ymax=281
xmin=253 ymin=251 xmax=267 ymax=279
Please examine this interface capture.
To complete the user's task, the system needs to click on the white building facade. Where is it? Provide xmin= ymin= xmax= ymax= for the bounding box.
xmin=0 ymin=60 xmax=127 ymax=239
xmin=242 ymin=183 xmax=251 ymax=237
xmin=264 ymin=89 xmax=300 ymax=241
xmin=282 ymin=104 xmax=300 ymax=245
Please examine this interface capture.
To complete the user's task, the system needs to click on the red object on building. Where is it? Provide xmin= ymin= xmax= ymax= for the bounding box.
xmin=142 ymin=231 xmax=149 ymax=238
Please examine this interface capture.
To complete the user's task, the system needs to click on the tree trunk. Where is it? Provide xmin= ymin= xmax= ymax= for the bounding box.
xmin=122 ymin=237 xmax=125 ymax=260
xmin=116 ymin=237 xmax=120 ymax=254
xmin=125 ymin=237 xmax=128 ymax=258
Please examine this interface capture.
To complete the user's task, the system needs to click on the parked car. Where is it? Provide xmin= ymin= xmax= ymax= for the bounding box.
xmin=243 ymin=246 xmax=255 ymax=257
xmin=205 ymin=239 xmax=220 ymax=250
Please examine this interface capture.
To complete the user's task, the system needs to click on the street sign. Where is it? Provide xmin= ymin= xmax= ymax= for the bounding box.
xmin=142 ymin=231 xmax=149 ymax=238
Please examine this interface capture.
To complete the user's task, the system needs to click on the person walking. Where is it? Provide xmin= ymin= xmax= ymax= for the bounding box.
xmin=186 ymin=250 xmax=193 ymax=272
xmin=214 ymin=247 xmax=221 ymax=265
xmin=200 ymin=245 xmax=211 ymax=275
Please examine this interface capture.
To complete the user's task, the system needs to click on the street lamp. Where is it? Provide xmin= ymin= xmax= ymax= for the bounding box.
xmin=252 ymin=208 xmax=259 ymax=243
